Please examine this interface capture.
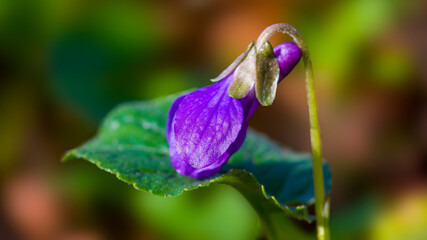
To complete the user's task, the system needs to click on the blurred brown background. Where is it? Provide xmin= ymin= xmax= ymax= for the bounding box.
xmin=0 ymin=0 xmax=426 ymax=239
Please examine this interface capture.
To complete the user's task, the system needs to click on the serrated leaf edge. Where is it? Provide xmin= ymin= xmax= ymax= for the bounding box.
xmin=63 ymin=151 xmax=312 ymax=222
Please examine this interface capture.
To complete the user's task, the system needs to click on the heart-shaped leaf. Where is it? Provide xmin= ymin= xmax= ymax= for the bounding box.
xmin=63 ymin=91 xmax=331 ymax=222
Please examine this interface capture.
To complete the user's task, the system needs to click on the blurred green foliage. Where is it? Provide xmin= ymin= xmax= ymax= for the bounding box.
xmin=134 ymin=185 xmax=259 ymax=240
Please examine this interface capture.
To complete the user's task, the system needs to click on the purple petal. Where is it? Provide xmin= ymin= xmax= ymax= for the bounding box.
xmin=168 ymin=93 xmax=234 ymax=178
xmin=274 ymin=42 xmax=302 ymax=80
xmin=172 ymin=78 xmax=244 ymax=171
xmin=171 ymin=151 xmax=230 ymax=178
xmin=166 ymin=94 xmax=187 ymax=141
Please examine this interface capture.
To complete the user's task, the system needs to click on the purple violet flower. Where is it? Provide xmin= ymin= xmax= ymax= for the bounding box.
xmin=166 ymin=42 xmax=302 ymax=178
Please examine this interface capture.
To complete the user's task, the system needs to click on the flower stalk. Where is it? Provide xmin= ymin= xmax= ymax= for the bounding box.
xmin=256 ymin=23 xmax=330 ymax=240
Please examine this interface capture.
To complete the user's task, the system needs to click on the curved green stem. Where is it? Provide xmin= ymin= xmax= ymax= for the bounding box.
xmin=305 ymin=57 xmax=329 ymax=240
xmin=256 ymin=23 xmax=330 ymax=240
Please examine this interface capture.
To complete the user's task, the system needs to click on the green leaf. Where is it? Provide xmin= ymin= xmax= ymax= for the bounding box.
xmin=63 ymin=91 xmax=331 ymax=223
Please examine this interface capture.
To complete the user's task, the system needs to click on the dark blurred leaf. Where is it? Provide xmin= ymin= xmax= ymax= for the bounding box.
xmin=63 ymin=91 xmax=331 ymax=222
xmin=47 ymin=1 xmax=164 ymax=121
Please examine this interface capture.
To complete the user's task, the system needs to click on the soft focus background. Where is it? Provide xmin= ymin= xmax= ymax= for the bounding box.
xmin=1 ymin=0 xmax=426 ymax=239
